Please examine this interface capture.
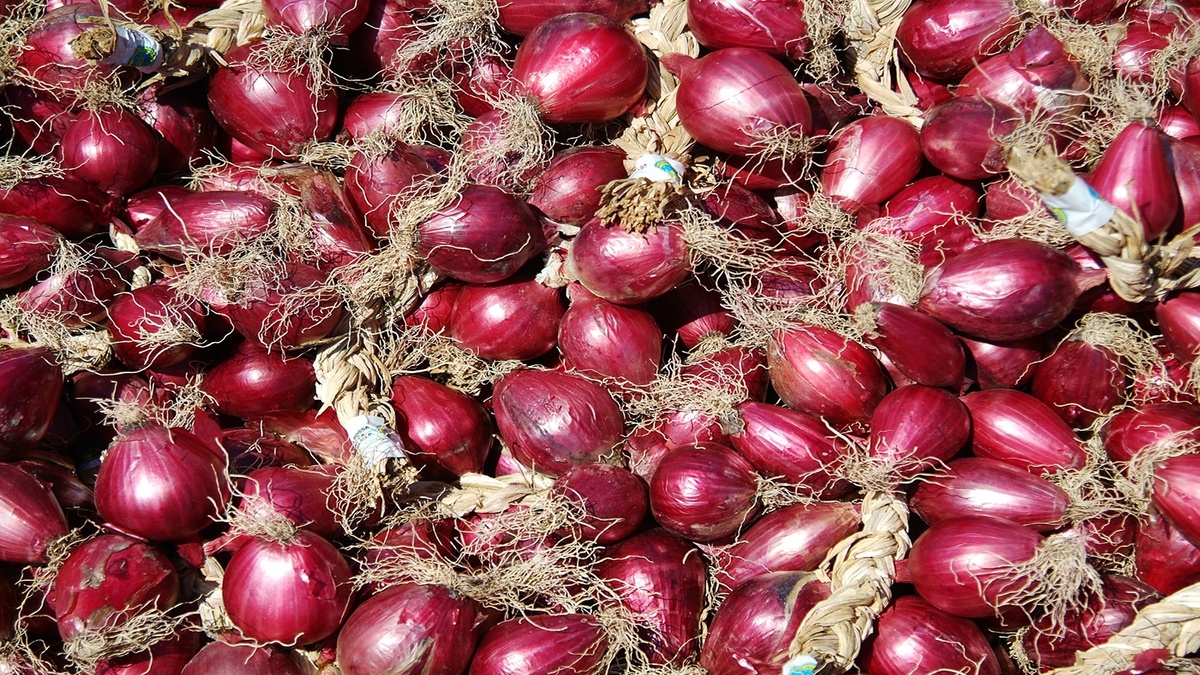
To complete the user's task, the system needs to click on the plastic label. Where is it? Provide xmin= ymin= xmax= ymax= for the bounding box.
xmin=1038 ymin=176 xmax=1116 ymax=237
xmin=101 ymin=26 xmax=163 ymax=74
xmin=343 ymin=414 xmax=406 ymax=464
xmin=629 ymin=153 xmax=685 ymax=185
xmin=781 ymin=655 xmax=818 ymax=675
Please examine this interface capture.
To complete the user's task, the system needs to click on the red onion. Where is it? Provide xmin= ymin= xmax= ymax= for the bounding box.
xmin=3 ymin=83 xmax=75 ymax=155
xmin=345 ymin=140 xmax=439 ymax=239
xmin=686 ymin=0 xmax=808 ymax=59
xmin=222 ymin=428 xmax=315 ymax=474
xmin=0 ymin=463 xmax=68 ymax=563
xmin=552 ymin=463 xmax=647 ymax=543
xmin=51 ymin=534 xmax=179 ymax=643
xmin=1113 ymin=21 xmax=1171 ymax=84
xmin=258 ymin=408 xmax=353 ymax=464
xmin=0 ymin=174 xmax=114 ymax=238
xmin=405 ymin=282 xmax=461 ymax=333
xmin=868 ymin=385 xmax=970 ymax=476
xmin=492 ymin=368 xmax=624 ymax=475
xmin=1160 ymin=105 xmax=1200 ymax=140
xmin=223 ymin=529 xmax=353 ymax=645
xmin=912 ymin=457 xmax=1070 ymax=531
xmin=344 ymin=0 xmax=421 ymax=79
xmin=714 ymin=151 xmax=809 ymax=190
xmin=469 ymin=613 xmax=609 ymax=675
xmin=499 ymin=0 xmax=647 ymax=36
xmin=649 ymin=280 xmax=735 ymax=348
xmin=710 ymin=501 xmax=860 ymax=589
xmin=1170 ymin=137 xmax=1200 ymax=230
xmin=682 ymin=342 xmax=776 ymax=403
xmin=1020 ymin=576 xmax=1159 ymax=669
xmin=895 ymin=0 xmax=1019 ymax=80
xmin=767 ymin=323 xmax=888 ymax=426
xmin=417 ymin=184 xmax=546 ymax=283
xmin=134 ymin=190 xmax=276 ymax=259
xmin=1136 ymin=507 xmax=1200 ymax=595
xmin=821 ymin=115 xmax=923 ymax=214
xmin=203 ymin=343 xmax=316 ymax=419
xmin=239 ymin=466 xmax=340 ymax=538
xmin=730 ymin=401 xmax=847 ymax=497
xmin=558 ymin=287 xmax=662 ymax=387
xmin=0 ymin=347 xmax=64 ymax=456
xmin=1151 ymin=453 xmax=1200 ymax=547
xmin=181 ymin=641 xmax=305 ymax=674
xmin=18 ymin=248 xmax=128 ymax=328
xmin=598 ymin=528 xmax=706 ymax=666
xmin=920 ymin=96 xmax=1020 ymax=181
xmin=391 ymin=375 xmax=492 ymax=478
xmin=510 ymin=13 xmax=648 ymax=123
xmin=649 ymin=442 xmax=760 ymax=542
xmin=669 ymin=47 xmax=812 ymax=157
xmin=962 ymin=389 xmax=1086 ymax=474
xmin=625 ymin=410 xmax=729 ymax=480
xmin=95 ymin=632 xmax=199 ymax=675
xmin=567 ymin=218 xmax=691 ymax=305
xmin=1089 ymin=120 xmax=1178 ymax=240
xmin=1102 ymin=402 xmax=1200 ymax=463
xmin=136 ymin=84 xmax=218 ymax=177
xmin=877 ymin=175 xmax=982 ymax=261
xmin=984 ymin=176 xmax=1044 ymax=221
xmin=861 ymin=302 xmax=966 ymax=390
xmin=17 ymin=5 xmax=120 ymax=102
xmin=95 ymin=423 xmax=231 ymax=541
xmin=453 ymin=53 xmax=515 ymax=117
xmin=11 ymin=450 xmax=94 ymax=515
xmin=107 ymin=285 xmax=207 ymax=370
xmin=207 ymin=42 xmax=338 ymax=159
xmin=528 ymin=147 xmax=629 ymax=225
xmin=450 ymin=273 xmax=565 ymax=360
xmin=59 ymin=107 xmax=158 ymax=198
xmin=226 ymin=262 xmax=343 ymax=350
xmin=279 ymin=169 xmax=372 ymax=270
xmin=124 ymin=186 xmax=193 ymax=231
xmin=859 ymin=594 xmax=1001 ymax=675
xmin=918 ymin=238 xmax=1100 ymax=341
xmin=961 ymin=333 xmax=1045 ymax=389
xmin=458 ymin=109 xmax=551 ymax=190
xmin=1031 ymin=334 xmax=1125 ymax=429
xmin=1182 ymin=54 xmax=1200 ymax=121
xmin=701 ymin=571 xmax=831 ymax=674
xmin=702 ymin=180 xmax=787 ymax=249
xmin=263 ymin=0 xmax=368 ymax=37
xmin=341 ymin=91 xmax=409 ymax=141
xmin=363 ymin=518 xmax=460 ymax=592
xmin=1156 ymin=291 xmax=1200 ymax=364
xmin=337 ymin=583 xmax=486 ymax=675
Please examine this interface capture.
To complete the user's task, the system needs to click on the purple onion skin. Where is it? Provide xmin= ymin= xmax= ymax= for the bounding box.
xmin=468 ymin=613 xmax=610 ymax=675
xmin=528 ymin=146 xmax=629 ymax=225
xmin=450 ymin=274 xmax=565 ymax=361
xmin=961 ymin=333 xmax=1045 ymax=390
xmin=1136 ymin=507 xmax=1200 ymax=595
xmin=711 ymin=502 xmax=860 ymax=590
xmin=859 ymin=595 xmax=1001 ymax=675
xmin=391 ymin=375 xmax=493 ymax=479
xmin=920 ymin=96 xmax=1020 ymax=180
xmin=700 ymin=571 xmax=831 ymax=675
xmin=181 ymin=641 xmax=306 ymax=675
xmin=1157 ymin=291 xmax=1200 ymax=365
xmin=768 ymin=324 xmax=889 ymax=426
xmin=240 ymin=466 xmax=340 ymax=539
xmin=1031 ymin=339 xmax=1125 ymax=429
xmin=0 ymin=463 xmax=69 ymax=563
xmin=0 ymin=347 xmax=63 ymax=456
xmin=821 ymin=115 xmax=924 ymax=214
xmin=1089 ymin=120 xmax=1179 ymax=240
xmin=553 ymin=463 xmax=648 ymax=544
xmin=337 ymin=583 xmax=487 ymax=675
xmin=962 ymin=389 xmax=1087 ymax=475
xmin=1020 ymin=576 xmax=1159 ymax=670
xmin=911 ymin=457 xmax=1070 ymax=531
xmin=730 ymin=401 xmax=847 ymax=498
xmin=864 ymin=302 xmax=966 ymax=390
xmin=868 ymin=385 xmax=970 ymax=477
xmin=416 ymin=184 xmax=547 ymax=283
xmin=598 ymin=529 xmax=706 ymax=666
xmin=0 ymin=214 xmax=58 ymax=289
xmin=134 ymin=190 xmax=276 ymax=260
xmin=1102 ymin=402 xmax=1200 ymax=463
xmin=567 ymin=218 xmax=691 ymax=305
xmin=895 ymin=0 xmax=1019 ymax=80
xmin=686 ymin=0 xmax=809 ymax=59
xmin=1152 ymin=454 xmax=1200 ymax=549
xmin=649 ymin=442 xmax=761 ymax=543
xmin=558 ymin=289 xmax=663 ymax=388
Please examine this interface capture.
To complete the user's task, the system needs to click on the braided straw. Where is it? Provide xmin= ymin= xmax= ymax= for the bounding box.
xmin=785 ymin=490 xmax=911 ymax=674
xmin=845 ymin=0 xmax=924 ymax=127
xmin=596 ymin=0 xmax=699 ymax=231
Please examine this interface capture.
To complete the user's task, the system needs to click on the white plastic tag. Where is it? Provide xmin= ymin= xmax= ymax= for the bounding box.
xmin=629 ymin=153 xmax=685 ymax=185
xmin=781 ymin=654 xmax=818 ymax=675
xmin=101 ymin=26 xmax=163 ymax=73
xmin=1038 ymin=176 xmax=1116 ymax=237
xmin=343 ymin=414 xmax=406 ymax=464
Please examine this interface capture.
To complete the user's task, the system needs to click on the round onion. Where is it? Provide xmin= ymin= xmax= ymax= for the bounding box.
xmin=962 ymin=389 xmax=1087 ymax=474
xmin=0 ymin=463 xmax=68 ymax=563
xmin=1089 ymin=120 xmax=1178 ymax=240
xmin=405 ymin=282 xmax=461 ymax=333
xmin=528 ymin=146 xmax=629 ymax=226
xmin=181 ymin=640 xmax=305 ymax=674
xmin=492 ymin=368 xmax=624 ymax=475
xmin=134 ymin=190 xmax=276 ymax=260
xmin=861 ymin=302 xmax=966 ymax=390
xmin=202 ymin=343 xmax=316 ymax=419
xmin=767 ymin=323 xmax=889 ymax=426
xmin=3 ymin=83 xmax=75 ymax=155
xmin=877 ymin=175 xmax=982 ymax=265
xmin=17 ymin=5 xmax=120 ymax=101
xmin=868 ymin=385 xmax=970 ymax=476
xmin=59 ymin=106 xmax=159 ymax=197
xmin=107 ymin=285 xmax=207 ymax=370
xmin=911 ymin=457 xmax=1070 ymax=530
xmin=510 ymin=13 xmax=648 ymax=123
xmin=226 ymin=262 xmax=343 ymax=350
xmin=416 ymin=184 xmax=546 ymax=283
xmin=345 ymin=140 xmax=439 ymax=239
xmin=222 ymin=428 xmax=315 ymax=474
xmin=552 ymin=462 xmax=648 ymax=544
xmin=458 ymin=108 xmax=552 ymax=191
xmin=920 ymin=96 xmax=1020 ymax=181
xmin=649 ymin=442 xmax=760 ymax=542
xmin=567 ymin=218 xmax=691 ymax=305
xmin=137 ymin=84 xmax=218 ymax=177
xmin=730 ymin=401 xmax=847 ymax=497
xmin=223 ymin=529 xmax=354 ymax=645
xmin=558 ymin=287 xmax=663 ymax=388
xmin=240 ymin=466 xmax=340 ymax=539
xmin=895 ymin=0 xmax=1018 ymax=80
xmin=1031 ymin=334 xmax=1125 ymax=429
xmin=450 ymin=273 xmax=565 ymax=361
xmin=821 ymin=115 xmax=923 ymax=214
xmin=0 ymin=347 xmax=64 ymax=456
xmin=686 ymin=0 xmax=809 ymax=59
xmin=858 ymin=594 xmax=1001 ymax=675
xmin=453 ymin=53 xmax=515 ymax=117
xmin=391 ymin=375 xmax=493 ymax=478
xmin=469 ymin=613 xmax=609 ymax=675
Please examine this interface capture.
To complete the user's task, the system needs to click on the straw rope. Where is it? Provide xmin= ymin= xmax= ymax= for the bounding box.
xmin=845 ymin=0 xmax=924 ymax=127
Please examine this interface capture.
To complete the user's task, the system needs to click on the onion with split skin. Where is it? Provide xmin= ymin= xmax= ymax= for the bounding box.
xmin=894 ymin=0 xmax=1019 ymax=80
xmin=0 ymin=346 xmax=64 ymax=456
xmin=821 ymin=115 xmax=924 ymax=215
xmin=730 ymin=401 xmax=847 ymax=497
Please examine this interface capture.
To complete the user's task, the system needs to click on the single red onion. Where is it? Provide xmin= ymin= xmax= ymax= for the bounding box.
xmin=701 ymin=571 xmax=831 ymax=674
xmin=337 ymin=583 xmax=486 ymax=675
xmin=124 ymin=186 xmax=193 ymax=231
xmin=920 ymin=96 xmax=1020 ymax=181
xmin=51 ymin=536 xmax=178 ymax=655
xmin=1102 ymin=402 xmax=1200 ymax=463
xmin=340 ymin=91 xmax=409 ymax=141
xmin=58 ymin=107 xmax=158 ymax=197
xmin=730 ymin=401 xmax=847 ymax=497
xmin=181 ymin=641 xmax=305 ymax=674
xmin=861 ymin=302 xmax=966 ymax=390
xmin=263 ymin=0 xmax=368 ymax=38
xmin=859 ymin=594 xmax=1001 ymax=675
xmin=686 ymin=0 xmax=808 ymax=59
xmin=223 ymin=529 xmax=353 ymax=645
xmin=226 ymin=262 xmax=343 ymax=350
xmin=222 ymin=428 xmax=315 ymax=474
xmin=868 ymin=385 xmax=970 ymax=477
xmin=0 ymin=347 xmax=64 ymax=456
xmin=239 ymin=466 xmax=340 ymax=539
xmin=528 ymin=146 xmax=629 ymax=225
xmin=962 ymin=389 xmax=1087 ymax=474
xmin=911 ymin=457 xmax=1070 ymax=531
xmin=207 ymin=42 xmax=338 ymax=158
xmin=821 ymin=115 xmax=924 ymax=214
xmin=1031 ymin=334 xmax=1125 ymax=429
xmin=668 ymin=47 xmax=812 ymax=157
xmin=679 ymin=344 xmax=769 ymax=405
xmin=961 ymin=333 xmax=1045 ymax=389
xmin=453 ymin=52 xmax=515 ymax=117
xmin=18 ymin=249 xmax=128 ymax=328
xmin=258 ymin=408 xmax=354 ymax=464
xmin=918 ymin=238 xmax=1101 ymax=341
xmin=134 ymin=190 xmax=275 ymax=260
xmin=17 ymin=5 xmax=120 ymax=102
xmin=1136 ymin=507 xmax=1200 ymax=595
xmin=136 ymin=84 xmax=218 ymax=176
xmin=391 ymin=375 xmax=492 ymax=478
xmin=1181 ymin=54 xmax=1200 ymax=122
xmin=1113 ymin=21 xmax=1171 ymax=84
xmin=0 ymin=463 xmax=68 ymax=563
xmin=107 ymin=285 xmax=207 ymax=370
xmin=1151 ymin=453 xmax=1200 ymax=548
xmin=895 ymin=0 xmax=1019 ymax=80
xmin=0 ymin=174 xmax=114 ymax=238
xmin=469 ymin=613 xmax=609 ymax=675
xmin=95 ymin=632 xmax=199 ymax=675
xmin=598 ymin=529 xmax=706 ymax=666
xmin=492 ymin=368 xmax=624 ymax=475
xmin=567 ymin=217 xmax=691 ymax=305
xmin=1170 ymin=137 xmax=1200 ymax=230
xmin=11 ymin=450 xmax=94 ymax=515
xmin=709 ymin=501 xmax=860 ymax=589
xmin=450 ymin=273 xmax=565 ymax=361
xmin=416 ymin=184 xmax=546 ymax=283
xmin=203 ymin=343 xmax=316 ymax=419
xmin=876 ymin=175 xmax=982 ymax=264
xmin=1156 ymin=291 xmax=1200 ymax=364
xmin=499 ymin=0 xmax=647 ymax=36
xmin=1089 ymin=120 xmax=1179 ymax=240
xmin=95 ymin=423 xmax=231 ymax=541
xmin=510 ymin=13 xmax=648 ymax=123
xmin=984 ymin=176 xmax=1044 ymax=221
xmin=649 ymin=442 xmax=760 ymax=542
xmin=558 ymin=287 xmax=662 ymax=387
xmin=649 ymin=280 xmax=736 ymax=348
xmin=767 ymin=323 xmax=889 ymax=426
xmin=1020 ymin=576 xmax=1159 ymax=670
xmin=345 ymin=140 xmax=439 ymax=239
xmin=552 ymin=463 xmax=647 ymax=543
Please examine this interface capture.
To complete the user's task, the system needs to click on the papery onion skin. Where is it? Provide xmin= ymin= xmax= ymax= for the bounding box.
xmin=417 ymin=184 xmax=546 ymax=283
xmin=60 ymin=107 xmax=159 ymax=197
xmin=711 ymin=502 xmax=860 ymax=589
xmin=336 ymin=583 xmax=487 ymax=675
xmin=0 ymin=174 xmax=115 ymax=239
xmin=686 ymin=0 xmax=809 ymax=59
xmin=920 ymin=96 xmax=1020 ymax=181
xmin=134 ymin=190 xmax=276 ymax=260
xmin=568 ymin=218 xmax=691 ymax=305
xmin=553 ymin=463 xmax=648 ymax=544
xmin=1170 ymin=137 xmax=1200 ymax=230
xmin=558 ymin=288 xmax=663 ymax=387
xmin=137 ymin=84 xmax=218 ymax=177
xmin=263 ymin=0 xmax=369 ymax=38
xmin=346 ymin=141 xmax=439 ymax=239
xmin=862 ymin=302 xmax=966 ymax=390
xmin=911 ymin=457 xmax=1070 ymax=531
xmin=391 ymin=375 xmax=492 ymax=479
xmin=0 ymin=463 xmax=69 ymax=563
xmin=492 ymin=369 xmax=624 ymax=476
xmin=1031 ymin=338 xmax=1125 ymax=429
xmin=240 ymin=466 xmax=340 ymax=539
xmin=17 ymin=5 xmax=121 ymax=101
xmin=107 ymin=285 xmax=207 ymax=370
xmin=498 ymin=0 xmax=647 ymax=36
xmin=649 ymin=442 xmax=760 ymax=542
xmin=868 ymin=385 xmax=970 ymax=476
xmin=1102 ymin=402 xmax=1200 ymax=463
xmin=469 ymin=614 xmax=609 ymax=675
xmin=1136 ymin=507 xmax=1200 ymax=595
xmin=0 ymin=347 xmax=64 ymax=456
xmin=223 ymin=530 xmax=354 ymax=646
xmin=962 ymin=389 xmax=1086 ymax=475
xmin=528 ymin=146 xmax=629 ymax=226
xmin=222 ymin=428 xmax=315 ymax=475
xmin=821 ymin=115 xmax=923 ymax=214
xmin=876 ymin=176 xmax=982 ymax=267
xmin=225 ymin=262 xmax=343 ymax=351
xmin=1089 ymin=120 xmax=1179 ymax=240
xmin=450 ymin=274 xmax=565 ymax=361
xmin=1156 ymin=291 xmax=1200 ymax=364
xmin=858 ymin=594 xmax=1001 ymax=675
xmin=181 ymin=641 xmax=306 ymax=675
xmin=895 ymin=0 xmax=1019 ymax=80
xmin=1151 ymin=454 xmax=1200 ymax=548
xmin=202 ymin=344 xmax=316 ymax=419
xmin=767 ymin=323 xmax=889 ymax=426
xmin=598 ymin=529 xmax=706 ymax=666
xmin=510 ymin=13 xmax=648 ymax=123
xmin=95 ymin=631 xmax=199 ymax=675
xmin=0 ymin=215 xmax=58 ymax=289
xmin=730 ymin=401 xmax=846 ymax=497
